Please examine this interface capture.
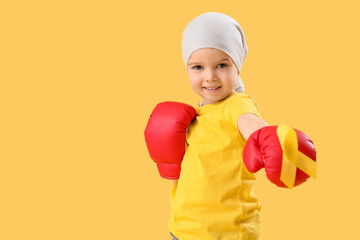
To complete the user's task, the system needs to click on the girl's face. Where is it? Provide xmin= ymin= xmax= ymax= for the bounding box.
xmin=187 ymin=48 xmax=239 ymax=105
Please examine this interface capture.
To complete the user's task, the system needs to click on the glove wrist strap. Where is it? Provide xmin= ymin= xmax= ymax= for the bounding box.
xmin=156 ymin=162 xmax=181 ymax=180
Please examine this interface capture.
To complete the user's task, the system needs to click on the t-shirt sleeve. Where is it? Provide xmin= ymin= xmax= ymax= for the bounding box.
xmin=228 ymin=93 xmax=262 ymax=128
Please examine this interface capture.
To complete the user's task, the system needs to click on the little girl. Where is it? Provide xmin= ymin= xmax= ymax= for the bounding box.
xmin=168 ymin=12 xmax=268 ymax=240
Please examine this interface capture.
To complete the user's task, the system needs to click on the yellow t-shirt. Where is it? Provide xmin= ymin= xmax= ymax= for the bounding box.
xmin=168 ymin=92 xmax=262 ymax=240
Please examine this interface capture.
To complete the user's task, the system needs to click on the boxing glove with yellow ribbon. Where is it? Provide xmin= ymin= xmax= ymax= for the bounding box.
xmin=243 ymin=124 xmax=317 ymax=189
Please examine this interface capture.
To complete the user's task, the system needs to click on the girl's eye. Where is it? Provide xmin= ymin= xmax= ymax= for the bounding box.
xmin=192 ymin=64 xmax=227 ymax=70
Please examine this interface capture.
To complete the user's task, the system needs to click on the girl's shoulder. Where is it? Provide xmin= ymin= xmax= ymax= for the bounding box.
xmin=227 ymin=92 xmax=256 ymax=104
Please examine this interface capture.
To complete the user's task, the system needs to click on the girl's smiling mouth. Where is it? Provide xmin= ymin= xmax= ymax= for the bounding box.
xmin=204 ymin=86 xmax=221 ymax=90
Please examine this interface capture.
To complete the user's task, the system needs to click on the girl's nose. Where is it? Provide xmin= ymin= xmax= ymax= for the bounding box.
xmin=204 ymin=69 xmax=217 ymax=82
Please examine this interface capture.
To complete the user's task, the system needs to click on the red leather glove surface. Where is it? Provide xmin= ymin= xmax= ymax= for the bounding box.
xmin=243 ymin=126 xmax=317 ymax=188
xmin=144 ymin=101 xmax=196 ymax=179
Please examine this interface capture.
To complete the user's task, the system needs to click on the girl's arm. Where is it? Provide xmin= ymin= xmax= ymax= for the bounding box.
xmin=237 ymin=113 xmax=269 ymax=140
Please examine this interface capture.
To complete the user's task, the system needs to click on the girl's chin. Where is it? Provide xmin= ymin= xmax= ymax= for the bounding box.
xmin=201 ymin=93 xmax=234 ymax=105
xmin=202 ymin=97 xmax=223 ymax=105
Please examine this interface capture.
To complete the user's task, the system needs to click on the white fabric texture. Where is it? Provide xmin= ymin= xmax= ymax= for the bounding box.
xmin=181 ymin=12 xmax=248 ymax=93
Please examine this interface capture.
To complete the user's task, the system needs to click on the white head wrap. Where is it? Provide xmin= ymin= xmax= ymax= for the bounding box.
xmin=181 ymin=12 xmax=248 ymax=93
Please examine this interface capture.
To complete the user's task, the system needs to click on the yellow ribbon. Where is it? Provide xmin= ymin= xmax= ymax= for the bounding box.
xmin=276 ymin=124 xmax=317 ymax=189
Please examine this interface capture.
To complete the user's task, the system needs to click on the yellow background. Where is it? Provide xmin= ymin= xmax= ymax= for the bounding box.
xmin=1 ymin=0 xmax=359 ymax=239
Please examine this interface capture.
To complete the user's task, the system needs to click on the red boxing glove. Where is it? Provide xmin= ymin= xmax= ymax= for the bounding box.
xmin=144 ymin=101 xmax=196 ymax=180
xmin=243 ymin=125 xmax=317 ymax=188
